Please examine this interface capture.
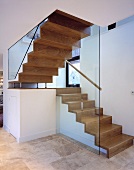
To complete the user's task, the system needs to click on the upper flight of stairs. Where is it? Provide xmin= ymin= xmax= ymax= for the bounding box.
xmin=11 ymin=10 xmax=93 ymax=84
xmin=56 ymin=87 xmax=134 ymax=158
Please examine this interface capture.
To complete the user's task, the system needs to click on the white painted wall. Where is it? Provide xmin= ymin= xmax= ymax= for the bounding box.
xmin=80 ymin=26 xmax=100 ymax=104
xmin=6 ymin=89 xmax=56 ymax=142
xmin=0 ymin=54 xmax=3 ymax=71
xmin=101 ymin=21 xmax=134 ymax=136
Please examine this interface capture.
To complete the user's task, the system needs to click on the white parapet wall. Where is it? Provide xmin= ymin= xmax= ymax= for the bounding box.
xmin=6 ymin=89 xmax=56 ymax=142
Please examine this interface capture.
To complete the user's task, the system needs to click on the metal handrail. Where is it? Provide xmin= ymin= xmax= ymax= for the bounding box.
xmin=66 ymin=60 xmax=102 ymax=90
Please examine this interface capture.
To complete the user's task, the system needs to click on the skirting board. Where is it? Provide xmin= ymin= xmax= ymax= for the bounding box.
xmin=17 ymin=129 xmax=56 ymax=143
xmin=3 ymin=125 xmax=10 ymax=133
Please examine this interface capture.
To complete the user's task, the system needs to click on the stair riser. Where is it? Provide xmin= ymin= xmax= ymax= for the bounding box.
xmin=95 ymin=108 xmax=103 ymax=116
xmin=19 ymin=75 xmax=52 ymax=83
xmin=83 ymin=101 xmax=95 ymax=108
xmin=41 ymin=28 xmax=81 ymax=48
xmin=56 ymin=88 xmax=81 ymax=95
xmin=108 ymin=139 xmax=133 ymax=158
xmin=30 ymin=47 xmax=72 ymax=59
xmin=62 ymin=94 xmax=88 ymax=103
xmin=23 ymin=66 xmax=58 ymax=76
xmin=100 ymin=116 xmax=112 ymax=124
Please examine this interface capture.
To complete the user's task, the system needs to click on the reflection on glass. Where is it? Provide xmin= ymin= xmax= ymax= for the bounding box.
xmin=69 ymin=62 xmax=80 ymax=85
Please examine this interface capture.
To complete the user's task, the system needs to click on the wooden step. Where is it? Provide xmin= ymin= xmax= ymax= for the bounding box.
xmin=80 ymin=115 xmax=111 ymax=138
xmin=66 ymin=100 xmax=95 ymax=112
xmin=19 ymin=73 xmax=52 ymax=83
xmin=100 ymin=134 xmax=134 ymax=158
xmin=58 ymin=93 xmax=88 ymax=103
xmin=40 ymin=28 xmax=81 ymax=49
xmin=56 ymin=88 xmax=81 ymax=95
xmin=28 ymin=53 xmax=65 ymax=61
xmin=48 ymin=10 xmax=93 ymax=35
xmin=23 ymin=65 xmax=58 ymax=76
xmin=34 ymin=38 xmax=77 ymax=51
xmin=99 ymin=124 xmax=122 ymax=142
xmin=95 ymin=124 xmax=122 ymax=146
xmin=81 ymin=115 xmax=112 ymax=126
xmin=26 ymin=57 xmax=65 ymax=68
xmin=28 ymin=46 xmax=72 ymax=60
xmin=71 ymin=107 xmax=104 ymax=116
xmin=41 ymin=21 xmax=90 ymax=39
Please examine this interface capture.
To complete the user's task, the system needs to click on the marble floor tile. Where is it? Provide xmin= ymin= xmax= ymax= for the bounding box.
xmin=0 ymin=160 xmax=30 ymax=170
xmin=0 ymin=128 xmax=133 ymax=170
xmin=120 ymin=162 xmax=134 ymax=170
xmin=53 ymin=142 xmax=81 ymax=157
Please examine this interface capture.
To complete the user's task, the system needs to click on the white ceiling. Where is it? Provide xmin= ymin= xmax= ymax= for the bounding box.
xmin=0 ymin=0 xmax=134 ymax=53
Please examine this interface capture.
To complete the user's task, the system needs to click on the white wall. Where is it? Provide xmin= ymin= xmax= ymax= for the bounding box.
xmin=101 ymin=21 xmax=134 ymax=136
xmin=80 ymin=25 xmax=100 ymax=107
xmin=0 ymin=54 xmax=3 ymax=71
xmin=7 ymin=89 xmax=56 ymax=142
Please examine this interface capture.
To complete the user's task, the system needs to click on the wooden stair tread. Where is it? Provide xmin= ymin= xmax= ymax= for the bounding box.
xmin=100 ymin=124 xmax=122 ymax=134
xmin=34 ymin=38 xmax=77 ymax=50
xmin=100 ymin=134 xmax=134 ymax=150
xmin=41 ymin=28 xmax=81 ymax=48
xmin=65 ymin=100 xmax=94 ymax=104
xmin=71 ymin=107 xmax=101 ymax=113
xmin=28 ymin=52 xmax=66 ymax=60
xmin=57 ymin=93 xmax=84 ymax=96
xmin=80 ymin=114 xmax=110 ymax=124
xmin=23 ymin=65 xmax=58 ymax=76
xmin=24 ymin=58 xmax=64 ymax=68
xmin=19 ymin=74 xmax=52 ymax=83
xmin=41 ymin=21 xmax=90 ymax=39
xmin=28 ymin=47 xmax=72 ymax=60
xmin=56 ymin=88 xmax=81 ymax=95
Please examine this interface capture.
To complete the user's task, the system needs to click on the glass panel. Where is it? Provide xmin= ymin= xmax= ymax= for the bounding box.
xmin=8 ymin=19 xmax=47 ymax=80
xmin=68 ymin=60 xmax=80 ymax=85
xmin=56 ymin=24 xmax=101 ymax=155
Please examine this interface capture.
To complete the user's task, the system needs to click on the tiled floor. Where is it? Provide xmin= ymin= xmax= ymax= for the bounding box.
xmin=0 ymin=128 xmax=134 ymax=170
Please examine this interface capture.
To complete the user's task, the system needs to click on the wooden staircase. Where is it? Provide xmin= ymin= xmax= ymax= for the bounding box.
xmin=9 ymin=10 xmax=133 ymax=158
xmin=56 ymin=87 xmax=134 ymax=158
xmin=12 ymin=10 xmax=93 ymax=84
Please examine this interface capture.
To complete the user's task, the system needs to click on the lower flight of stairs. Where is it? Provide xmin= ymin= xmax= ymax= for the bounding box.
xmin=56 ymin=87 xmax=134 ymax=158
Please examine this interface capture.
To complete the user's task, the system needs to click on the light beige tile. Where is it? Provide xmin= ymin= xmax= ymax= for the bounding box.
xmin=0 ymin=128 xmax=133 ymax=170
xmin=53 ymin=143 xmax=81 ymax=157
xmin=0 ymin=161 xmax=30 ymax=170
xmin=120 ymin=162 xmax=134 ymax=170
xmin=0 ymin=145 xmax=13 ymax=155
